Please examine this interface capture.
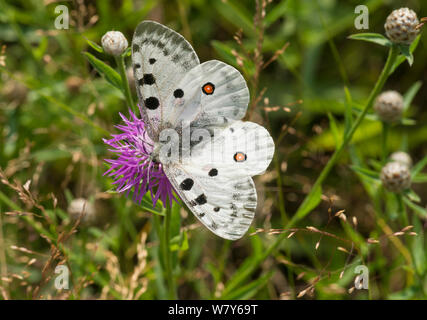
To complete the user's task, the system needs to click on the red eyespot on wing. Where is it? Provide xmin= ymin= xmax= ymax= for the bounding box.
xmin=233 ymin=152 xmax=247 ymax=162
xmin=202 ymin=82 xmax=215 ymax=95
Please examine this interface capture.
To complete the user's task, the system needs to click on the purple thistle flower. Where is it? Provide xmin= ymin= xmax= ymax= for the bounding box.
xmin=103 ymin=106 xmax=178 ymax=208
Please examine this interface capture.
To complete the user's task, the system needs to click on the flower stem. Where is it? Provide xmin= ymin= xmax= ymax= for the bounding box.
xmin=273 ymin=151 xmax=289 ymax=225
xmin=381 ymin=122 xmax=389 ymax=164
xmin=223 ymin=45 xmax=400 ymax=295
xmin=163 ymin=207 xmax=177 ymax=299
xmin=287 ymin=45 xmax=399 ymax=228
xmin=115 ymin=55 xmax=135 ymax=113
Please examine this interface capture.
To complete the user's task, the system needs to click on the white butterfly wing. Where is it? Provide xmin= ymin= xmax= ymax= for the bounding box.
xmin=164 ymin=166 xmax=257 ymax=240
xmin=164 ymin=121 xmax=274 ymax=240
xmin=132 ymin=20 xmax=200 ymax=138
xmin=162 ymin=60 xmax=249 ymax=129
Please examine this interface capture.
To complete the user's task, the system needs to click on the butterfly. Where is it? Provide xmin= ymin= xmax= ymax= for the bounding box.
xmin=131 ymin=20 xmax=274 ymax=240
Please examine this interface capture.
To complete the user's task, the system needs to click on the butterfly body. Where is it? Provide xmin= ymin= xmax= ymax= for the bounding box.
xmin=131 ymin=20 xmax=274 ymax=240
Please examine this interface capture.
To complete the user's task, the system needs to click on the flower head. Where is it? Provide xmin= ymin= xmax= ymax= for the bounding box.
xmin=374 ymin=90 xmax=404 ymax=123
xmin=101 ymin=31 xmax=128 ymax=56
xmin=380 ymin=161 xmax=411 ymax=193
xmin=385 ymin=8 xmax=419 ymax=45
xmin=103 ymin=107 xmax=178 ymax=207
xmin=68 ymin=198 xmax=97 ymax=225
xmin=390 ymin=151 xmax=412 ymax=168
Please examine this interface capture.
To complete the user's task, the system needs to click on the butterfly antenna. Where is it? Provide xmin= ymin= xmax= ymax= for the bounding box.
xmin=146 ymin=158 xmax=152 ymax=192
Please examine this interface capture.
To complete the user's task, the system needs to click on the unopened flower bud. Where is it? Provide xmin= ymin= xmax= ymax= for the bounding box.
xmin=101 ymin=31 xmax=128 ymax=56
xmin=374 ymin=90 xmax=404 ymax=123
xmin=390 ymin=151 xmax=412 ymax=168
xmin=380 ymin=162 xmax=411 ymax=193
xmin=68 ymin=198 xmax=97 ymax=225
xmin=385 ymin=8 xmax=420 ymax=45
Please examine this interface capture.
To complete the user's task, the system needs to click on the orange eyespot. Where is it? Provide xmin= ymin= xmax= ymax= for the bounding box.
xmin=202 ymin=82 xmax=215 ymax=95
xmin=233 ymin=152 xmax=247 ymax=162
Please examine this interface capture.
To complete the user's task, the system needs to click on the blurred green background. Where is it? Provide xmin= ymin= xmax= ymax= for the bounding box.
xmin=0 ymin=0 xmax=426 ymax=300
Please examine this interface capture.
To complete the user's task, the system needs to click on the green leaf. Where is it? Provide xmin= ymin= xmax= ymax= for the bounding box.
xmin=402 ymin=196 xmax=426 ymax=218
xmin=404 ymin=189 xmax=421 ymax=203
xmin=412 ymin=173 xmax=427 ymax=183
xmin=390 ymin=35 xmax=421 ymax=73
xmin=133 ymin=194 xmax=165 ymax=216
xmin=34 ymin=36 xmax=48 ymax=60
xmin=348 ymin=33 xmax=392 ymax=47
xmin=327 ymin=112 xmax=341 ymax=147
xmin=411 ymin=155 xmax=427 ymax=177
xmin=368 ymin=159 xmax=384 ymax=172
xmin=82 ymin=52 xmax=122 ymax=90
xmin=170 ymin=230 xmax=188 ymax=252
xmin=400 ymin=118 xmax=416 ymax=126
xmin=85 ymin=38 xmax=104 ymax=53
xmin=343 ymin=86 xmax=353 ymax=135
xmin=388 ymin=285 xmax=419 ymax=300
xmin=398 ymin=44 xmax=414 ymax=66
xmin=350 ymin=166 xmax=380 ymax=181
xmin=221 ymin=271 xmax=273 ymax=300
xmin=403 ymin=81 xmax=422 ymax=112
xmin=213 ymin=0 xmax=255 ymax=37
xmin=291 ymin=185 xmax=322 ymax=223
xmin=411 ymin=218 xmax=426 ymax=275
xmin=265 ymin=1 xmax=289 ymax=27
xmin=122 ymin=47 xmax=131 ymax=57
xmin=211 ymin=40 xmax=238 ymax=67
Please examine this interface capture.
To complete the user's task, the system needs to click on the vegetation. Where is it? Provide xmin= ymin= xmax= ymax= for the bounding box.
xmin=0 ymin=0 xmax=426 ymax=300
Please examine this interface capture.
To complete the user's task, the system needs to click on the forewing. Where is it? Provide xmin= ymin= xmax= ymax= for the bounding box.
xmin=132 ymin=20 xmax=200 ymax=138
xmin=162 ymin=60 xmax=249 ymax=129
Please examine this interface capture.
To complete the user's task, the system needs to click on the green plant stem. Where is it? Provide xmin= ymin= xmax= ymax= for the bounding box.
xmin=273 ymin=152 xmax=288 ymax=225
xmin=115 ymin=55 xmax=135 ymax=112
xmin=288 ymin=45 xmax=398 ymax=227
xmin=381 ymin=122 xmax=389 ymax=164
xmin=224 ymin=45 xmax=400 ymax=295
xmin=163 ymin=207 xmax=177 ymax=299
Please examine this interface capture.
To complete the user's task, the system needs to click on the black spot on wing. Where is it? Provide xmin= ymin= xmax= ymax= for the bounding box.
xmin=173 ymin=89 xmax=184 ymax=98
xmin=143 ymin=73 xmax=155 ymax=85
xmin=179 ymin=178 xmax=194 ymax=191
xmin=149 ymin=58 xmax=156 ymax=64
xmin=194 ymin=194 xmax=207 ymax=205
xmin=144 ymin=97 xmax=159 ymax=110
xmin=208 ymin=169 xmax=218 ymax=177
